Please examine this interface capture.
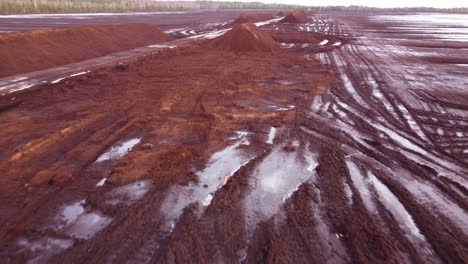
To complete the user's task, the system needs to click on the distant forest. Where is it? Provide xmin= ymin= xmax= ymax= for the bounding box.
xmin=0 ymin=0 xmax=302 ymax=14
xmin=0 ymin=0 xmax=467 ymax=14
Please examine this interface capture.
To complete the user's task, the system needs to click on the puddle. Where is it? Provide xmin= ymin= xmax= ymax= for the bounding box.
xmin=17 ymin=237 xmax=73 ymax=264
xmin=66 ymin=211 xmax=111 ymax=239
xmin=244 ymin=146 xmax=317 ymax=230
xmin=54 ymin=200 xmax=112 ymax=240
xmin=95 ymin=137 xmax=141 ymax=163
xmin=368 ymin=172 xmax=426 ymax=240
xmin=54 ymin=200 xmax=85 ymax=230
xmin=106 ymin=180 xmax=152 ymax=206
xmin=345 ymin=159 xmax=377 ymax=213
xmin=161 ymin=134 xmax=254 ymax=230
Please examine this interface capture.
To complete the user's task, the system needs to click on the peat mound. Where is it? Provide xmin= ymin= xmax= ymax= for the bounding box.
xmin=207 ymin=23 xmax=278 ymax=52
xmin=0 ymin=23 xmax=170 ymax=77
xmin=233 ymin=12 xmax=274 ymax=24
xmin=277 ymin=11 xmax=294 ymax=17
xmin=280 ymin=11 xmax=309 ymax=24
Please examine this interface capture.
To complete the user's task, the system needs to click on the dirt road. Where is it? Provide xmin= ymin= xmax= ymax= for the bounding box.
xmin=0 ymin=11 xmax=467 ymax=263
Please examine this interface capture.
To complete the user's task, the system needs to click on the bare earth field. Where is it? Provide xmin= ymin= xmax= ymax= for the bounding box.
xmin=0 ymin=10 xmax=467 ymax=263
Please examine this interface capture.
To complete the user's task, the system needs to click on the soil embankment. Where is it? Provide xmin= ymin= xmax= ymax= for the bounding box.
xmin=0 ymin=23 xmax=170 ymax=77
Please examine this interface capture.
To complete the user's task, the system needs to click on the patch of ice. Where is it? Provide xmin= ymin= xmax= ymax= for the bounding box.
xmin=346 ymin=159 xmax=377 ymax=213
xmin=164 ymin=27 xmax=184 ymax=34
xmin=369 ymin=173 xmax=424 ymax=239
xmin=66 ymin=211 xmax=112 ymax=239
xmin=244 ymin=146 xmax=317 ymax=229
xmin=272 ymin=105 xmax=295 ymax=111
xmin=456 ymin=131 xmax=464 ymax=137
xmin=310 ymin=95 xmax=322 ymax=113
xmin=161 ymin=135 xmax=255 ymax=230
xmin=95 ymin=137 xmax=141 ymax=163
xmin=437 ymin=128 xmax=444 ymax=136
xmin=147 ymin=44 xmax=176 ymax=49
xmin=17 ymin=237 xmax=73 ymax=264
xmin=405 ymin=178 xmax=468 ymax=234
xmin=254 ymin=17 xmax=284 ymax=27
xmin=188 ymin=28 xmax=229 ymax=40
xmin=96 ymin=178 xmax=107 ymax=187
xmin=106 ymin=180 xmax=152 ymax=206
xmin=0 ymin=81 xmax=37 ymax=94
xmin=229 ymin=131 xmax=250 ymax=140
xmin=331 ymin=53 xmax=369 ymax=107
xmin=318 ymin=39 xmax=329 ymax=46
xmin=395 ymin=102 xmax=429 ymax=142
xmin=343 ymin=181 xmax=353 ymax=205
xmin=281 ymin=43 xmax=295 ymax=48
xmin=51 ymin=71 xmax=89 ymax=84
xmin=365 ymin=73 xmax=400 ymax=121
xmin=55 ymin=200 xmax=85 ymax=230
xmin=333 ymin=41 xmax=342 ymax=46
xmin=266 ymin=127 xmax=277 ymax=144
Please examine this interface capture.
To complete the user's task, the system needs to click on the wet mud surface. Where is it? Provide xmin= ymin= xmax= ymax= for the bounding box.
xmin=0 ymin=11 xmax=467 ymax=263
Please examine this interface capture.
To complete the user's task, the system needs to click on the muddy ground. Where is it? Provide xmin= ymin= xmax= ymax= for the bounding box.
xmin=0 ymin=11 xmax=467 ymax=264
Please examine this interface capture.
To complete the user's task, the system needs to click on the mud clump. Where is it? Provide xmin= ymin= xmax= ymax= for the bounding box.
xmin=207 ymin=23 xmax=278 ymax=52
xmin=280 ymin=11 xmax=309 ymax=24
xmin=0 ymin=24 xmax=171 ymax=77
xmin=233 ymin=12 xmax=274 ymax=24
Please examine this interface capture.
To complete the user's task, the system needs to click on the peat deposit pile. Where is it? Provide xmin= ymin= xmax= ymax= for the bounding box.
xmin=281 ymin=11 xmax=309 ymax=24
xmin=233 ymin=12 xmax=274 ymax=24
xmin=208 ymin=23 xmax=278 ymax=52
xmin=0 ymin=10 xmax=467 ymax=264
xmin=0 ymin=24 xmax=170 ymax=77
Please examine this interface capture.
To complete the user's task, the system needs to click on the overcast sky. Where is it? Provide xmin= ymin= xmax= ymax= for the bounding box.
xmin=210 ymin=0 xmax=468 ymax=8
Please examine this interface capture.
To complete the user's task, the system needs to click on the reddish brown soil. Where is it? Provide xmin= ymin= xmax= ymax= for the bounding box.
xmin=0 ymin=10 xmax=467 ymax=264
xmin=277 ymin=11 xmax=294 ymax=17
xmin=0 ymin=24 xmax=170 ymax=77
xmin=268 ymin=30 xmax=321 ymax=44
xmin=0 ymin=29 xmax=334 ymax=262
xmin=233 ymin=12 xmax=274 ymax=24
xmin=281 ymin=11 xmax=309 ymax=24
xmin=207 ymin=23 xmax=278 ymax=52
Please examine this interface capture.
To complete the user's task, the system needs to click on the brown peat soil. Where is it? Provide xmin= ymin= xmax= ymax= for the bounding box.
xmin=0 ymin=10 xmax=467 ymax=264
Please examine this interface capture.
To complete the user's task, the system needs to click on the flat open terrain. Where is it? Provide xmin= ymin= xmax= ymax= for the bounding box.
xmin=0 ymin=10 xmax=467 ymax=263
